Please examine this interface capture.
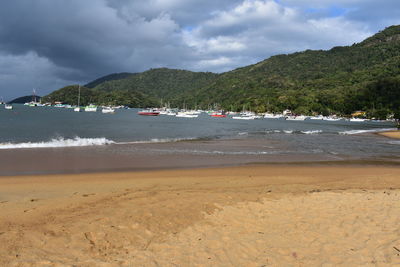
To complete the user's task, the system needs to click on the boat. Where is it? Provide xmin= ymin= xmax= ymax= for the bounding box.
xmin=176 ymin=111 xmax=198 ymax=118
xmin=324 ymin=116 xmax=341 ymax=121
xmin=102 ymin=107 xmax=115 ymax=114
xmin=232 ymin=115 xmax=255 ymax=120
xmin=25 ymin=89 xmax=41 ymax=107
xmin=5 ymin=104 xmax=13 ymax=110
xmin=309 ymin=115 xmax=324 ymax=120
xmin=138 ymin=109 xmax=160 ymax=116
xmin=74 ymin=85 xmax=82 ymax=112
xmin=264 ymin=113 xmax=284 ymax=119
xmin=210 ymin=112 xmax=226 ymax=118
xmin=349 ymin=118 xmax=367 ymax=122
xmin=85 ymin=104 xmax=98 ymax=112
xmin=285 ymin=115 xmax=307 ymax=121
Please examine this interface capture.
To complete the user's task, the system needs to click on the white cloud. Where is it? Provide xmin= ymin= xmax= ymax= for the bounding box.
xmin=181 ymin=0 xmax=371 ymax=71
xmin=0 ymin=0 xmax=398 ymax=99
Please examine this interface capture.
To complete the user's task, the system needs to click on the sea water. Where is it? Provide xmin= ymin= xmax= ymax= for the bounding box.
xmin=0 ymin=104 xmax=399 ymax=175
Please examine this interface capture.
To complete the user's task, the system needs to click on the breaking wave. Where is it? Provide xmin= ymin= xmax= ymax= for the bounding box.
xmin=339 ymin=128 xmax=397 ymax=135
xmin=0 ymin=137 xmax=115 ymax=149
xmin=301 ymin=130 xmax=323 ymax=134
xmin=115 ymin=137 xmax=199 ymax=144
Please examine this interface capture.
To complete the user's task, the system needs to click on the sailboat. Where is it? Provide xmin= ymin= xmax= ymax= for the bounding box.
xmin=74 ymin=85 xmax=82 ymax=112
xmin=5 ymin=104 xmax=13 ymax=110
xmin=25 ymin=89 xmax=41 ymax=106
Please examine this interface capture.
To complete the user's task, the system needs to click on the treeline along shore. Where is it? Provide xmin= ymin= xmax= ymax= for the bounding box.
xmin=40 ymin=25 xmax=400 ymax=121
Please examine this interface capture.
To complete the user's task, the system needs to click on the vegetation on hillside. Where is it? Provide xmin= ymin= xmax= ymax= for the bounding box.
xmin=43 ymin=25 xmax=400 ymax=119
xmin=9 ymin=95 xmax=42 ymax=104
xmin=42 ymin=85 xmax=158 ymax=108
xmin=93 ymin=68 xmax=219 ymax=102
xmin=85 ymin=72 xmax=134 ymax=88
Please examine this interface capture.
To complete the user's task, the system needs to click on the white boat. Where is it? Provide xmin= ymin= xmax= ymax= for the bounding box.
xmin=102 ymin=107 xmax=115 ymax=114
xmin=85 ymin=104 xmax=98 ymax=112
xmin=309 ymin=115 xmax=324 ymax=120
xmin=349 ymin=118 xmax=367 ymax=122
xmin=166 ymin=110 xmax=177 ymax=116
xmin=324 ymin=116 xmax=341 ymax=121
xmin=25 ymin=89 xmax=41 ymax=107
xmin=5 ymin=104 xmax=12 ymax=110
xmin=176 ymin=112 xmax=198 ymax=118
xmin=232 ymin=116 xmax=255 ymax=120
xmin=264 ymin=113 xmax=284 ymax=119
xmin=285 ymin=115 xmax=307 ymax=121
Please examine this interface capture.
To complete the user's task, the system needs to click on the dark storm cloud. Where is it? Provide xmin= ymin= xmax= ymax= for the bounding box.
xmin=0 ymin=0 xmax=399 ymax=100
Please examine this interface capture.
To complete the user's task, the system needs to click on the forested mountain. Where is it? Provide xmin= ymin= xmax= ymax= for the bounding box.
xmin=42 ymin=85 xmax=158 ymax=108
xmin=84 ymin=72 xmax=134 ymax=88
xmin=44 ymin=25 xmax=400 ymax=118
xmin=9 ymin=95 xmax=42 ymax=104
xmin=93 ymin=68 xmax=219 ymax=102
xmin=180 ymin=25 xmax=400 ymax=117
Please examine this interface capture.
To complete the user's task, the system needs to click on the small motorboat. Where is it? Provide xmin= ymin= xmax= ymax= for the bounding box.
xmin=138 ymin=109 xmax=160 ymax=116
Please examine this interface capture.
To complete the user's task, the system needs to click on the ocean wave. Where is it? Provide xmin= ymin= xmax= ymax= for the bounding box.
xmin=115 ymin=137 xmax=199 ymax=144
xmin=339 ymin=128 xmax=397 ymax=135
xmin=301 ymin=130 xmax=323 ymax=134
xmin=0 ymin=137 xmax=115 ymax=149
xmin=386 ymin=140 xmax=400 ymax=145
xmin=171 ymin=149 xmax=279 ymax=155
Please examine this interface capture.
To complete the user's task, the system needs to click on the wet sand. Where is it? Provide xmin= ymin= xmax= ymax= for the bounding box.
xmin=379 ymin=130 xmax=400 ymax=139
xmin=1 ymin=164 xmax=400 ymax=266
xmin=0 ymin=139 xmax=343 ymax=176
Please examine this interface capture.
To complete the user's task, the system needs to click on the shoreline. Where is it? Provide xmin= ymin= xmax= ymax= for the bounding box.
xmin=378 ymin=129 xmax=400 ymax=139
xmin=1 ymin=158 xmax=399 ymax=177
xmin=1 ymin=164 xmax=400 ymax=265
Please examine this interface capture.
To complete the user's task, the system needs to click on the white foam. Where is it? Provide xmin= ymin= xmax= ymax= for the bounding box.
xmin=0 ymin=137 xmax=115 ymax=149
xmin=301 ymin=130 xmax=323 ymax=134
xmin=283 ymin=130 xmax=293 ymax=134
xmin=116 ymin=137 xmax=198 ymax=144
xmin=339 ymin=128 xmax=397 ymax=135
xmin=387 ymin=141 xmax=400 ymax=145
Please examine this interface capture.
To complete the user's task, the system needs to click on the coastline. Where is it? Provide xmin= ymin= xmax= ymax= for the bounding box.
xmin=1 ymin=164 xmax=400 ymax=265
xmin=378 ymin=130 xmax=400 ymax=139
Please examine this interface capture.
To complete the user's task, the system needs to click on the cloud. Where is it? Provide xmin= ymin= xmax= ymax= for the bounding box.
xmin=0 ymin=51 xmax=78 ymax=99
xmin=183 ymin=0 xmax=371 ymax=72
xmin=0 ymin=0 xmax=398 ymax=99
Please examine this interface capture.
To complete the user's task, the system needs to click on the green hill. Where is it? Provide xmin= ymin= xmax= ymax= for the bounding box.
xmin=93 ymin=68 xmax=219 ymax=105
xmin=85 ymin=72 xmax=134 ymax=88
xmin=44 ymin=25 xmax=400 ymax=118
xmin=9 ymin=95 xmax=42 ymax=104
xmin=179 ymin=25 xmax=400 ymax=117
xmin=42 ymin=85 xmax=158 ymax=108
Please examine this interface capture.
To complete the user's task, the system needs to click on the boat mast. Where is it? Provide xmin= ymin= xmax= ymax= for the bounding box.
xmin=32 ymin=88 xmax=36 ymax=102
xmin=77 ymin=85 xmax=81 ymax=107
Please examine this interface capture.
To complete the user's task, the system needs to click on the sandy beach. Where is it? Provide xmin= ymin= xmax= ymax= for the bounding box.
xmin=379 ymin=130 xmax=400 ymax=139
xmin=1 ymin=164 xmax=400 ymax=266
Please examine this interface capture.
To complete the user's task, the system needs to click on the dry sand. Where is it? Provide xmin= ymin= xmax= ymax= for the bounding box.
xmin=1 ymin=165 xmax=400 ymax=266
xmin=378 ymin=130 xmax=400 ymax=139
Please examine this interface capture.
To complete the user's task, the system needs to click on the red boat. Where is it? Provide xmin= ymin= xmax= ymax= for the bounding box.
xmin=138 ymin=109 xmax=160 ymax=116
xmin=210 ymin=112 xmax=227 ymax=118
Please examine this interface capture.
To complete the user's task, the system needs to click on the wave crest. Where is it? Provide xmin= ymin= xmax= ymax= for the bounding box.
xmin=0 ymin=137 xmax=115 ymax=149
xmin=339 ymin=128 xmax=397 ymax=135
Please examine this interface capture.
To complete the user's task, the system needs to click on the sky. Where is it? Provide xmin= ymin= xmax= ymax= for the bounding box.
xmin=0 ymin=0 xmax=399 ymax=100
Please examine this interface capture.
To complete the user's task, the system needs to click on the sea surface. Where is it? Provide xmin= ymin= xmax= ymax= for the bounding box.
xmin=0 ymin=104 xmax=399 ymax=175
